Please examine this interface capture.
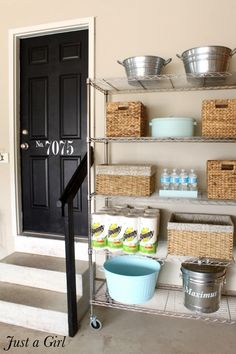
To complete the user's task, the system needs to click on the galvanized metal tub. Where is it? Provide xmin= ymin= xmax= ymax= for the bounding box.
xmin=117 ymin=55 xmax=172 ymax=79
xmin=181 ymin=262 xmax=226 ymax=313
xmin=177 ymin=46 xmax=236 ymax=74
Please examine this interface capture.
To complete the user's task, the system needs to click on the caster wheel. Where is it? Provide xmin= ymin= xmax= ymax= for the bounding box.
xmin=90 ymin=318 xmax=102 ymax=331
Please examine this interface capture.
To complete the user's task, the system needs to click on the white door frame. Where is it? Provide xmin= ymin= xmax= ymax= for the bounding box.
xmin=9 ymin=18 xmax=95 ymax=257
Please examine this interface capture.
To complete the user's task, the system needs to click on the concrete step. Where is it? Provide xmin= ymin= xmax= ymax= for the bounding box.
xmin=0 ymin=282 xmax=89 ymax=335
xmin=0 ymin=252 xmax=90 ymax=335
xmin=0 ymin=252 xmax=89 ymax=294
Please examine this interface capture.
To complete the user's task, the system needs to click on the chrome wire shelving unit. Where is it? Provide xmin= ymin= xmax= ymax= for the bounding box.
xmin=86 ymin=73 xmax=236 ymax=330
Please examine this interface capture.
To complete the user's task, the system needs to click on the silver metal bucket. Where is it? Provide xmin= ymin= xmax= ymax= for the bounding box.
xmin=177 ymin=46 xmax=236 ymax=74
xmin=117 ymin=55 xmax=172 ymax=79
xmin=181 ymin=263 xmax=226 ymax=313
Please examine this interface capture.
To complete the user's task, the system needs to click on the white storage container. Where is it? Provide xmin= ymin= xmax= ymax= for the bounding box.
xmin=149 ymin=117 xmax=197 ymax=137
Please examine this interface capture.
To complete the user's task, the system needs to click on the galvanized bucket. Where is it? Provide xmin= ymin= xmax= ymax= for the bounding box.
xmin=117 ymin=55 xmax=172 ymax=79
xmin=181 ymin=262 xmax=226 ymax=313
xmin=176 ymin=46 xmax=236 ymax=74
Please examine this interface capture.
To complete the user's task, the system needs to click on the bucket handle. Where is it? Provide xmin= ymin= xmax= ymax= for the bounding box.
xmin=158 ymin=259 xmax=165 ymax=267
xmin=117 ymin=60 xmax=125 ymax=66
xmin=164 ymin=58 xmax=172 ymax=66
xmin=231 ymin=48 xmax=236 ymax=56
xmin=176 ymin=53 xmax=183 ymax=60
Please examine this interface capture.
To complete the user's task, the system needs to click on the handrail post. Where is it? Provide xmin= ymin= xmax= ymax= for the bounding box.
xmin=64 ymin=198 xmax=78 ymax=337
xmin=58 ymin=148 xmax=94 ymax=337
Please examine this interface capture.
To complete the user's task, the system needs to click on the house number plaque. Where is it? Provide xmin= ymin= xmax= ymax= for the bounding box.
xmin=35 ymin=140 xmax=74 ymax=156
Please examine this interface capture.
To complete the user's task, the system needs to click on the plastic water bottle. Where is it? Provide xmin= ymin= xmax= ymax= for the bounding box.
xmin=179 ymin=169 xmax=189 ymax=191
xmin=188 ymin=168 xmax=198 ymax=191
xmin=170 ymin=169 xmax=179 ymax=190
xmin=160 ymin=168 xmax=170 ymax=190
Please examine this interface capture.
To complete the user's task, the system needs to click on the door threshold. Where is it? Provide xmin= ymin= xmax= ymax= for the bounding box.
xmin=21 ymin=231 xmax=88 ymax=242
xmin=22 ymin=231 xmax=64 ymax=240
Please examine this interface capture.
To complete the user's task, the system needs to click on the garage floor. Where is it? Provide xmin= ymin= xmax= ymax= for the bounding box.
xmin=0 ymin=307 xmax=235 ymax=354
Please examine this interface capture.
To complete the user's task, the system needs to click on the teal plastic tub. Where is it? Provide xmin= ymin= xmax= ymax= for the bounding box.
xmin=103 ymin=255 xmax=161 ymax=304
xmin=149 ymin=117 xmax=197 ymax=137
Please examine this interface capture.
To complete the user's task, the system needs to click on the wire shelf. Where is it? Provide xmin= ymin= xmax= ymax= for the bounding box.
xmin=91 ymin=192 xmax=236 ymax=206
xmin=92 ymin=282 xmax=236 ymax=325
xmin=92 ymin=243 xmax=235 ymax=268
xmin=88 ymin=72 xmax=236 ymax=94
xmin=92 ymin=244 xmax=167 ymax=262
xmin=90 ymin=137 xmax=236 ymax=143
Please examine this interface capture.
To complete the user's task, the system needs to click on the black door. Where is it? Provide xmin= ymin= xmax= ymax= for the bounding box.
xmin=20 ymin=30 xmax=88 ymax=237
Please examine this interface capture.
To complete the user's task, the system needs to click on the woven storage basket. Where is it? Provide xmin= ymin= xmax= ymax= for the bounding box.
xmin=202 ymin=99 xmax=236 ymax=137
xmin=106 ymin=101 xmax=146 ymax=137
xmin=96 ymin=164 xmax=156 ymax=196
xmin=167 ymin=213 xmax=234 ymax=260
xmin=207 ymin=160 xmax=236 ymax=200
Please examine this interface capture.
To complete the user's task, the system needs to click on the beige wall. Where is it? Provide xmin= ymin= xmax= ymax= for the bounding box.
xmin=1 ymin=0 xmax=236 ymax=256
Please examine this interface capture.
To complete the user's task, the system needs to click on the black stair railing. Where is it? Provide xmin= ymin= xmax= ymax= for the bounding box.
xmin=58 ymin=146 xmax=94 ymax=337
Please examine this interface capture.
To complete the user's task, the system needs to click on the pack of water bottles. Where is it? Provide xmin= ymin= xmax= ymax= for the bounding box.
xmin=159 ymin=168 xmax=198 ymax=198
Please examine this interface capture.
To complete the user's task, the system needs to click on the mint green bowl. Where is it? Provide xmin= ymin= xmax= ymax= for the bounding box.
xmin=104 ymin=255 xmax=161 ymax=304
xmin=149 ymin=117 xmax=197 ymax=137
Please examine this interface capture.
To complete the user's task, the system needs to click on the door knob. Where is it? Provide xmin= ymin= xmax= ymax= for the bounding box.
xmin=22 ymin=129 xmax=29 ymax=135
xmin=20 ymin=143 xmax=29 ymax=150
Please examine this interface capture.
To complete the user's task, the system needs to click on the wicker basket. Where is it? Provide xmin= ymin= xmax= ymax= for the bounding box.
xmin=202 ymin=99 xmax=236 ymax=137
xmin=167 ymin=213 xmax=234 ymax=260
xmin=96 ymin=164 xmax=156 ymax=196
xmin=106 ymin=101 xmax=146 ymax=137
xmin=207 ymin=160 xmax=236 ymax=200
